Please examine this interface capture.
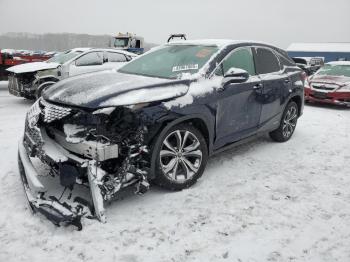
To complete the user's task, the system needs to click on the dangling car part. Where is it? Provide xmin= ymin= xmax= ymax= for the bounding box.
xmin=19 ymin=99 xmax=151 ymax=229
xmin=18 ymin=40 xmax=304 ymax=229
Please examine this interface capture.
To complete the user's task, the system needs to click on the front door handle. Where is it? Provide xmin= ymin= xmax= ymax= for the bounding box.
xmin=284 ymin=79 xmax=291 ymax=84
xmin=254 ymin=83 xmax=263 ymax=90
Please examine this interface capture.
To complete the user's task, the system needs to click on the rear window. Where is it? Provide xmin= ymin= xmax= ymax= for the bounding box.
xmin=108 ymin=52 xmax=127 ymax=62
xmin=292 ymin=58 xmax=307 ymax=65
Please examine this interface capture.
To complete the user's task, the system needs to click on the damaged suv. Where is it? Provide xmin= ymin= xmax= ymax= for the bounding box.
xmin=18 ymin=40 xmax=304 ymax=229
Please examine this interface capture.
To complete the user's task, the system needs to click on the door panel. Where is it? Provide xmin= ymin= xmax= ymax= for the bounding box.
xmin=212 ymin=47 xmax=263 ymax=149
xmin=215 ymin=75 xmax=263 ymax=147
xmin=253 ymin=47 xmax=288 ymax=127
xmin=259 ymin=73 xmax=288 ymax=125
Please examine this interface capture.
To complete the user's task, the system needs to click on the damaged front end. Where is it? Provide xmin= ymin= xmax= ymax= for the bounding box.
xmin=18 ymin=99 xmax=152 ymax=229
xmin=8 ymin=72 xmax=37 ymax=99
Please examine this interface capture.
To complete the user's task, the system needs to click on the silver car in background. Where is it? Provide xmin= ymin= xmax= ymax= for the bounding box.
xmin=7 ymin=48 xmax=137 ymax=99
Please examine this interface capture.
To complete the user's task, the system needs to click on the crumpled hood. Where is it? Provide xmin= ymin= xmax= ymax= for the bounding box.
xmin=43 ymin=70 xmax=191 ymax=109
xmin=6 ymin=61 xmax=60 ymax=74
xmin=310 ymin=75 xmax=350 ymax=86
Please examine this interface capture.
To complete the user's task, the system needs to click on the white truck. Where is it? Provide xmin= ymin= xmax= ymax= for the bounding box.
xmin=110 ymin=32 xmax=144 ymax=54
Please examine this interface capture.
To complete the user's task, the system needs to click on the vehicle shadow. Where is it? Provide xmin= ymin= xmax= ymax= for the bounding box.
xmin=106 ymin=135 xmax=272 ymax=213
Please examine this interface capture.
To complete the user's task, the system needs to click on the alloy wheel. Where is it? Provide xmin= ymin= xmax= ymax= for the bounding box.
xmin=160 ymin=130 xmax=203 ymax=182
xmin=282 ymin=105 xmax=298 ymax=138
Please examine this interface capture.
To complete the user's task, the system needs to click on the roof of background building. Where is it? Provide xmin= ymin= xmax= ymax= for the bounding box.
xmin=287 ymin=43 xmax=350 ymax=52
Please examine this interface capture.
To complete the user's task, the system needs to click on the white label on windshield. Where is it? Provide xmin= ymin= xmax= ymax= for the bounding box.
xmin=172 ymin=64 xmax=199 ymax=72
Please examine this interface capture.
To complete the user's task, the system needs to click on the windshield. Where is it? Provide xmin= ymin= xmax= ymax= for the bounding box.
xmin=118 ymin=45 xmax=218 ymax=79
xmin=46 ymin=51 xmax=82 ymax=64
xmin=316 ymin=64 xmax=350 ymax=77
xmin=114 ymin=38 xmax=129 ymax=48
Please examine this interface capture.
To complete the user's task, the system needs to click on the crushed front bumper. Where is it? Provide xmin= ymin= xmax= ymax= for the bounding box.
xmin=8 ymin=75 xmax=35 ymax=98
xmin=18 ymin=134 xmax=107 ymax=230
xmin=305 ymin=88 xmax=350 ymax=107
xmin=8 ymin=75 xmax=23 ymax=97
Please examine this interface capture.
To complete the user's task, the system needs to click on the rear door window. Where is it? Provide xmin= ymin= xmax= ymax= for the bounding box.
xmin=254 ymin=48 xmax=281 ymax=74
xmin=108 ymin=52 xmax=128 ymax=62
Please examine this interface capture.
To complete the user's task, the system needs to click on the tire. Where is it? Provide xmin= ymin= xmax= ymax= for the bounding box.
xmin=152 ymin=123 xmax=208 ymax=191
xmin=269 ymin=101 xmax=299 ymax=142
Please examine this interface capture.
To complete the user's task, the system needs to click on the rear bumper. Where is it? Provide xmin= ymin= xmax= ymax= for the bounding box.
xmin=18 ymin=134 xmax=106 ymax=229
xmin=305 ymin=88 xmax=350 ymax=107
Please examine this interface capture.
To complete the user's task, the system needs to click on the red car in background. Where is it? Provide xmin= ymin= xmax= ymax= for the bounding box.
xmin=305 ymin=61 xmax=350 ymax=107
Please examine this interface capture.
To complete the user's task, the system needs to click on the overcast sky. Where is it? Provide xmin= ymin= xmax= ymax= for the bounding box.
xmin=0 ymin=0 xmax=349 ymax=48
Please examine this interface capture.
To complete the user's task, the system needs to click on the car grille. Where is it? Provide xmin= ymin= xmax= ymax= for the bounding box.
xmin=8 ymin=75 xmax=20 ymax=91
xmin=40 ymin=99 xmax=72 ymax=123
xmin=311 ymin=83 xmax=338 ymax=91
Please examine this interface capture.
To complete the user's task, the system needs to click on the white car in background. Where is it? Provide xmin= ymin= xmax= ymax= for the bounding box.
xmin=7 ymin=48 xmax=137 ymax=99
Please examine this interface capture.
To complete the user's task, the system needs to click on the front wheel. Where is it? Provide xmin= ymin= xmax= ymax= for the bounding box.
xmin=152 ymin=124 xmax=208 ymax=191
xmin=269 ymin=101 xmax=299 ymax=142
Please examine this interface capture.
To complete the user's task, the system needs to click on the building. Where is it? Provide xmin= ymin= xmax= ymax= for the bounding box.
xmin=287 ymin=43 xmax=350 ymax=62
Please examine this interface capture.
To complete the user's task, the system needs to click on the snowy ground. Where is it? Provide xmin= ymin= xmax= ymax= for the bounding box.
xmin=0 ymin=80 xmax=349 ymax=262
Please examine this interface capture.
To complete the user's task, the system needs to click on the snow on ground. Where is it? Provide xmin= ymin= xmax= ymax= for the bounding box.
xmin=0 ymin=80 xmax=349 ymax=262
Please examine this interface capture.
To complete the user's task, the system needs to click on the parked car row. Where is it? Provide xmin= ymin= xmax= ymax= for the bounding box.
xmin=7 ymin=48 xmax=137 ymax=99
xmin=16 ymin=39 xmax=306 ymax=229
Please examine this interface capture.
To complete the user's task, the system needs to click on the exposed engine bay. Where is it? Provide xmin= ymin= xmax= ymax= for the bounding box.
xmin=19 ymin=98 xmax=152 ymax=230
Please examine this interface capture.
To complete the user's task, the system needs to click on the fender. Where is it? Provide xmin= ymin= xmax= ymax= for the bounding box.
xmin=35 ymin=76 xmax=59 ymax=97
xmin=149 ymin=113 xmax=213 ymax=179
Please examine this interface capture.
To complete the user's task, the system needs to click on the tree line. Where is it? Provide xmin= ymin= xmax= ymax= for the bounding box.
xmin=0 ymin=32 xmax=156 ymax=52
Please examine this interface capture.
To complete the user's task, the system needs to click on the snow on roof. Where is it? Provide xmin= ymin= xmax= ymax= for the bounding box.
xmin=70 ymin=47 xmax=92 ymax=52
xmin=287 ymin=43 xmax=350 ymax=52
xmin=92 ymin=48 xmax=138 ymax=57
xmin=326 ymin=61 xmax=350 ymax=66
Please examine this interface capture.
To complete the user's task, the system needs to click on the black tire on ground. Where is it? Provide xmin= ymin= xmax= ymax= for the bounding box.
xmin=152 ymin=123 xmax=208 ymax=191
xmin=269 ymin=101 xmax=299 ymax=142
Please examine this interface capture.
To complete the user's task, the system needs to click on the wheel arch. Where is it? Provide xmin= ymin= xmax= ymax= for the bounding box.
xmin=35 ymin=76 xmax=59 ymax=97
xmin=289 ymin=95 xmax=303 ymax=116
xmin=148 ymin=114 xmax=213 ymax=179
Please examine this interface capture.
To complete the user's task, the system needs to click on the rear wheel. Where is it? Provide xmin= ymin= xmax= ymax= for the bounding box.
xmin=269 ymin=101 xmax=299 ymax=142
xmin=153 ymin=124 xmax=208 ymax=191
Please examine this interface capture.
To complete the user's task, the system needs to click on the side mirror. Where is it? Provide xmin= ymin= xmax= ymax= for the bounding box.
xmin=222 ymin=67 xmax=249 ymax=86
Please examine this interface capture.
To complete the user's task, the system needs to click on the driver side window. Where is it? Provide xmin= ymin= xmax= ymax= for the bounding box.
xmin=216 ymin=47 xmax=256 ymax=76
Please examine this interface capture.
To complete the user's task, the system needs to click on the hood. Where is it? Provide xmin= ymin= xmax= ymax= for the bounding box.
xmin=43 ymin=70 xmax=191 ymax=109
xmin=6 ymin=61 xmax=60 ymax=74
xmin=310 ymin=74 xmax=350 ymax=86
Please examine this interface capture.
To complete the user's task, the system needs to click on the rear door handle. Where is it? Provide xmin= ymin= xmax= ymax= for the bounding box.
xmin=254 ymin=83 xmax=263 ymax=90
xmin=284 ymin=79 xmax=291 ymax=84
